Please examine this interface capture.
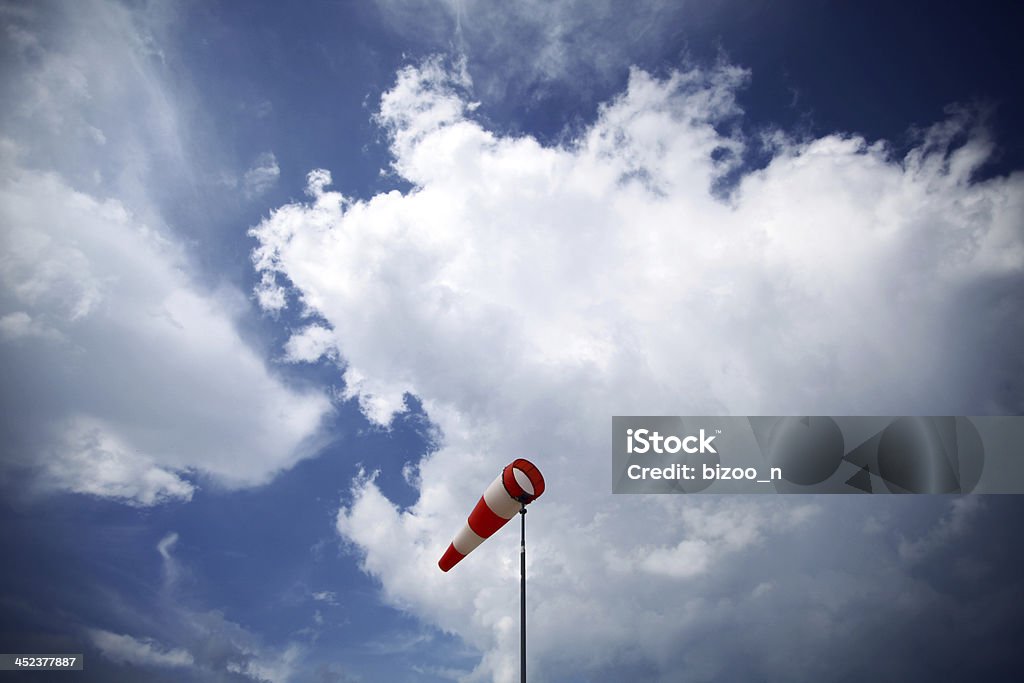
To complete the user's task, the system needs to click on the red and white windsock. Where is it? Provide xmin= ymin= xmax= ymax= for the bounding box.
xmin=438 ymin=458 xmax=545 ymax=572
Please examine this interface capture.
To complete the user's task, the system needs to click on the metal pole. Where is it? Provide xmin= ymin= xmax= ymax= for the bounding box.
xmin=520 ymin=505 xmax=527 ymax=683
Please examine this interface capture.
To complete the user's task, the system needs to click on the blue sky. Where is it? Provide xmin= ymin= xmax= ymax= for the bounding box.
xmin=2 ymin=1 xmax=1024 ymax=681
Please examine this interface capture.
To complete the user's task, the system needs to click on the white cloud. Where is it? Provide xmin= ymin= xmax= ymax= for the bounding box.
xmin=156 ymin=532 xmax=184 ymax=589
xmin=0 ymin=3 xmax=334 ymax=505
xmin=0 ymin=161 xmax=332 ymax=504
xmin=283 ymin=324 xmax=338 ymax=363
xmin=255 ymin=271 xmax=289 ymax=312
xmin=227 ymin=643 xmax=301 ymax=683
xmin=47 ymin=418 xmax=195 ymax=505
xmin=311 ymin=590 xmax=338 ymax=604
xmin=251 ymin=59 xmax=1024 ymax=681
xmin=244 ymin=151 xmax=281 ymax=199
xmin=156 ymin=531 xmax=179 ymax=560
xmin=89 ymin=629 xmax=194 ymax=668
xmin=166 ymin=610 xmax=305 ymax=683
xmin=639 ymin=502 xmax=817 ymax=579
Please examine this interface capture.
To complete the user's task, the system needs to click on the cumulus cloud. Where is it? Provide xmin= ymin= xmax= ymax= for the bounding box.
xmin=0 ymin=3 xmax=333 ymax=505
xmin=46 ymin=418 xmax=195 ymax=505
xmin=249 ymin=57 xmax=1024 ymax=681
xmin=0 ymin=162 xmax=332 ymax=503
xmin=283 ymin=324 xmax=338 ymax=363
xmin=90 ymin=629 xmax=194 ymax=668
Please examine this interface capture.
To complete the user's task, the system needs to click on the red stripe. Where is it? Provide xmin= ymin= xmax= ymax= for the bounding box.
xmin=502 ymin=465 xmax=525 ymax=499
xmin=438 ymin=543 xmax=465 ymax=572
xmin=503 ymin=459 xmax=546 ymax=503
xmin=512 ymin=458 xmax=546 ymax=500
xmin=467 ymin=495 xmax=510 ymax=538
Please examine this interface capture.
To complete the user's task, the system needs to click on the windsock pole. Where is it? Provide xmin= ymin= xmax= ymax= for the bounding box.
xmin=520 ymin=504 xmax=527 ymax=683
xmin=437 ymin=459 xmax=545 ymax=682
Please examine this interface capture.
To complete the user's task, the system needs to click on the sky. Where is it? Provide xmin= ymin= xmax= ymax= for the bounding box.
xmin=1 ymin=1 xmax=1023 ymax=681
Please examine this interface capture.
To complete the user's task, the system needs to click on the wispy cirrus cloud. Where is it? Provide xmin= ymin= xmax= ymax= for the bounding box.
xmin=89 ymin=629 xmax=194 ymax=669
xmin=243 ymin=152 xmax=281 ymax=199
xmin=372 ymin=0 xmax=691 ymax=101
xmin=85 ymin=531 xmax=313 ymax=682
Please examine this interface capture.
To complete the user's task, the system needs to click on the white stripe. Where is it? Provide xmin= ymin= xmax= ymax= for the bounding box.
xmin=452 ymin=523 xmax=485 ymax=555
xmin=483 ymin=475 xmax=521 ymax=520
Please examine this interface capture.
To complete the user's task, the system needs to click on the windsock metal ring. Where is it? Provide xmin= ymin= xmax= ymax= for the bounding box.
xmin=439 ymin=458 xmax=545 ymax=572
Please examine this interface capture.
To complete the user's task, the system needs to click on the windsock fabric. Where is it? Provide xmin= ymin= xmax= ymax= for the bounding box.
xmin=439 ymin=458 xmax=545 ymax=572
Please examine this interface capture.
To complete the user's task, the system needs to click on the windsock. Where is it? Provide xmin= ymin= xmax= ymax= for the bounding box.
xmin=439 ymin=458 xmax=545 ymax=572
